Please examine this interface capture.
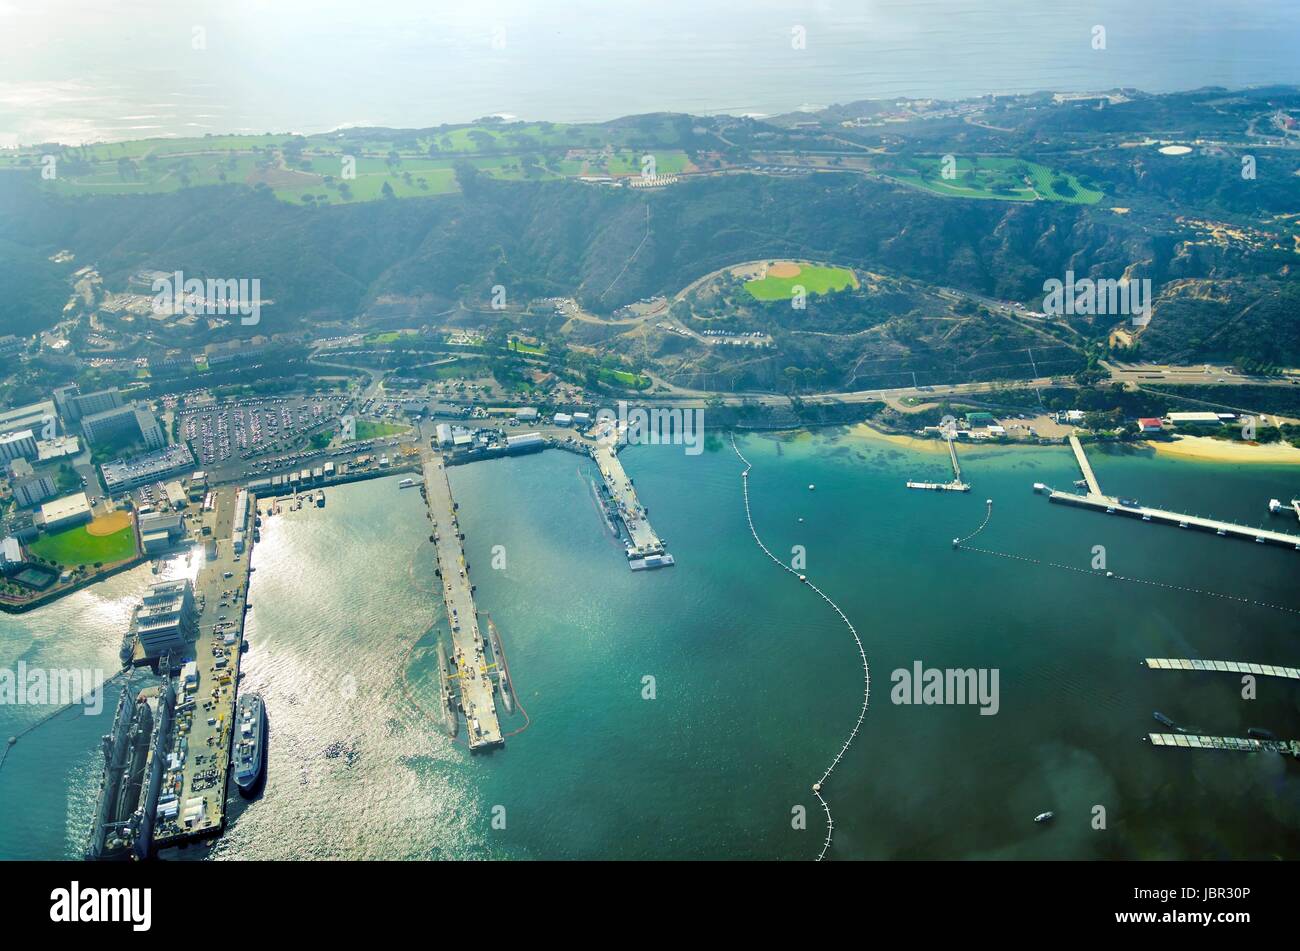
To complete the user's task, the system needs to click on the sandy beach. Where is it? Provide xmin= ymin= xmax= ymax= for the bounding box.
xmin=846 ymin=423 xmax=1006 ymax=456
xmin=1147 ymin=434 xmax=1300 ymax=465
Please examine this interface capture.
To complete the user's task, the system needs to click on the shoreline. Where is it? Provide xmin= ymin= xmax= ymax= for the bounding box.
xmin=1146 ymin=434 xmax=1300 ymax=465
xmin=843 ymin=422 xmax=1038 ymax=456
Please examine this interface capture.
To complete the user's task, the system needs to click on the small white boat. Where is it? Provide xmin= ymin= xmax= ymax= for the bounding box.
xmin=1034 ymin=811 xmax=1054 ymax=824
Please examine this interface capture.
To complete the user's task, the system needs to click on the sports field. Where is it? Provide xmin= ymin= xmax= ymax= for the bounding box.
xmin=28 ymin=513 xmax=137 ymax=567
xmin=743 ymin=262 xmax=859 ymax=301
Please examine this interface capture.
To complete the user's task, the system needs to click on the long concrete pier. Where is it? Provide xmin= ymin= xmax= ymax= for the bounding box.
xmin=593 ymin=424 xmax=669 ymax=563
xmin=154 ymin=485 xmax=254 ymax=849
xmin=1044 ymin=436 xmax=1300 ymax=551
xmin=1049 ymin=489 xmax=1300 ymax=549
xmin=421 ymin=451 xmax=503 ymax=750
xmin=1068 ymin=434 xmax=1102 ymax=496
xmin=1145 ymin=658 xmax=1300 ymax=681
xmin=906 ymin=436 xmax=970 ymax=492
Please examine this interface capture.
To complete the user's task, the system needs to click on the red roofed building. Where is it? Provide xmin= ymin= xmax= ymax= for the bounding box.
xmin=1137 ymin=417 xmax=1163 ymax=433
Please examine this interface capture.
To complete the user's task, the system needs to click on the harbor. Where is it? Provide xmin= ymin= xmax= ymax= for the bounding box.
xmin=420 ymin=451 xmax=504 ymax=750
xmin=7 ymin=424 xmax=1300 ymax=861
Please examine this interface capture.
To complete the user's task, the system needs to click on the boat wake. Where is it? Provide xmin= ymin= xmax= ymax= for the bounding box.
xmin=731 ymin=433 xmax=869 ymax=861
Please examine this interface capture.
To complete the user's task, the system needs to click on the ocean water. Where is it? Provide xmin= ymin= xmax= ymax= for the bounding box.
xmin=3 ymin=430 xmax=1298 ymax=860
xmin=2 ymin=0 xmax=1299 ymax=147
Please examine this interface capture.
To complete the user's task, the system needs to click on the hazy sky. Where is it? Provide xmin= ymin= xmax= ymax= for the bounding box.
xmin=2 ymin=0 xmax=1298 ymax=145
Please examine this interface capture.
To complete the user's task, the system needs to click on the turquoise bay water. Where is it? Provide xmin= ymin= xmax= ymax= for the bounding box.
xmin=2 ymin=430 xmax=1299 ymax=860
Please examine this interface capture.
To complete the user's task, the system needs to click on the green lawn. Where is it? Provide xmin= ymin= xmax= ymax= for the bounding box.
xmin=744 ymin=264 xmax=859 ymax=301
xmin=891 ymin=156 xmax=1102 ymax=204
xmin=0 ymin=124 xmax=694 ymax=205
xmin=28 ymin=523 xmax=137 ymax=567
xmin=598 ymin=368 xmax=651 ymax=388
xmin=355 ymin=420 xmax=409 ymax=440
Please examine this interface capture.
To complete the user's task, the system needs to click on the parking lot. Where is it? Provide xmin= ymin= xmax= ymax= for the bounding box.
xmin=177 ymin=396 xmax=349 ymax=467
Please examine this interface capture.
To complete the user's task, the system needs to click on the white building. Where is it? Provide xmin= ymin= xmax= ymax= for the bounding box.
xmin=506 ymin=432 xmax=545 ymax=454
xmin=36 ymin=435 xmax=80 ymax=462
xmin=553 ymin=413 xmax=573 ymax=426
xmin=81 ymin=404 xmax=165 ymax=450
xmin=9 ymin=458 xmax=56 ymax=507
xmin=515 ymin=407 xmax=539 ymax=421
xmin=1165 ymin=412 xmax=1223 ymax=426
xmin=0 ymin=429 xmax=38 ymax=463
xmin=101 ymin=443 xmax=195 ymax=492
xmin=54 ymin=384 xmax=122 ymax=423
xmin=40 ymin=492 xmax=92 ymax=531
xmin=135 ymin=578 xmax=198 ymax=657
xmin=0 ymin=400 xmax=55 ymax=438
xmin=1 ymin=536 xmax=23 ymax=568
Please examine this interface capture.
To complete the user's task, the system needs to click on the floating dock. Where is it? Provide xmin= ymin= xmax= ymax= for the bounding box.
xmin=1145 ymin=658 xmax=1300 ymax=681
xmin=906 ymin=437 xmax=969 ymax=492
xmin=421 ymin=451 xmax=503 ymax=750
xmin=593 ymin=424 xmax=671 ymax=566
xmin=1148 ymin=733 xmax=1300 ymax=757
xmin=1042 ymin=437 xmax=1300 ymax=551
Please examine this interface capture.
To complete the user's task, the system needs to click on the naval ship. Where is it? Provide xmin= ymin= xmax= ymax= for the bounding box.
xmin=233 ymin=692 xmax=268 ymax=796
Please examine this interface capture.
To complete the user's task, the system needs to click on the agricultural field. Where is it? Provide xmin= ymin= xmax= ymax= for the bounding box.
xmin=27 ymin=514 xmax=137 ymax=567
xmin=743 ymin=262 xmax=859 ymax=301
xmin=889 ymin=156 xmax=1102 ymax=204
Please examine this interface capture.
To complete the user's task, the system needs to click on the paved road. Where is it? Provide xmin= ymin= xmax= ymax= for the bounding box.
xmin=1103 ymin=361 xmax=1300 ymax=387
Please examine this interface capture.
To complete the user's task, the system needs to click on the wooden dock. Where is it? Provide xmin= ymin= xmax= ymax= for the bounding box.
xmin=1149 ymin=733 xmax=1300 ymax=757
xmin=1145 ymin=658 xmax=1300 ymax=681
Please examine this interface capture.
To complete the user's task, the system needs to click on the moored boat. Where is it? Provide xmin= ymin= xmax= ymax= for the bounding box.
xmin=233 ymin=692 xmax=268 ymax=796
